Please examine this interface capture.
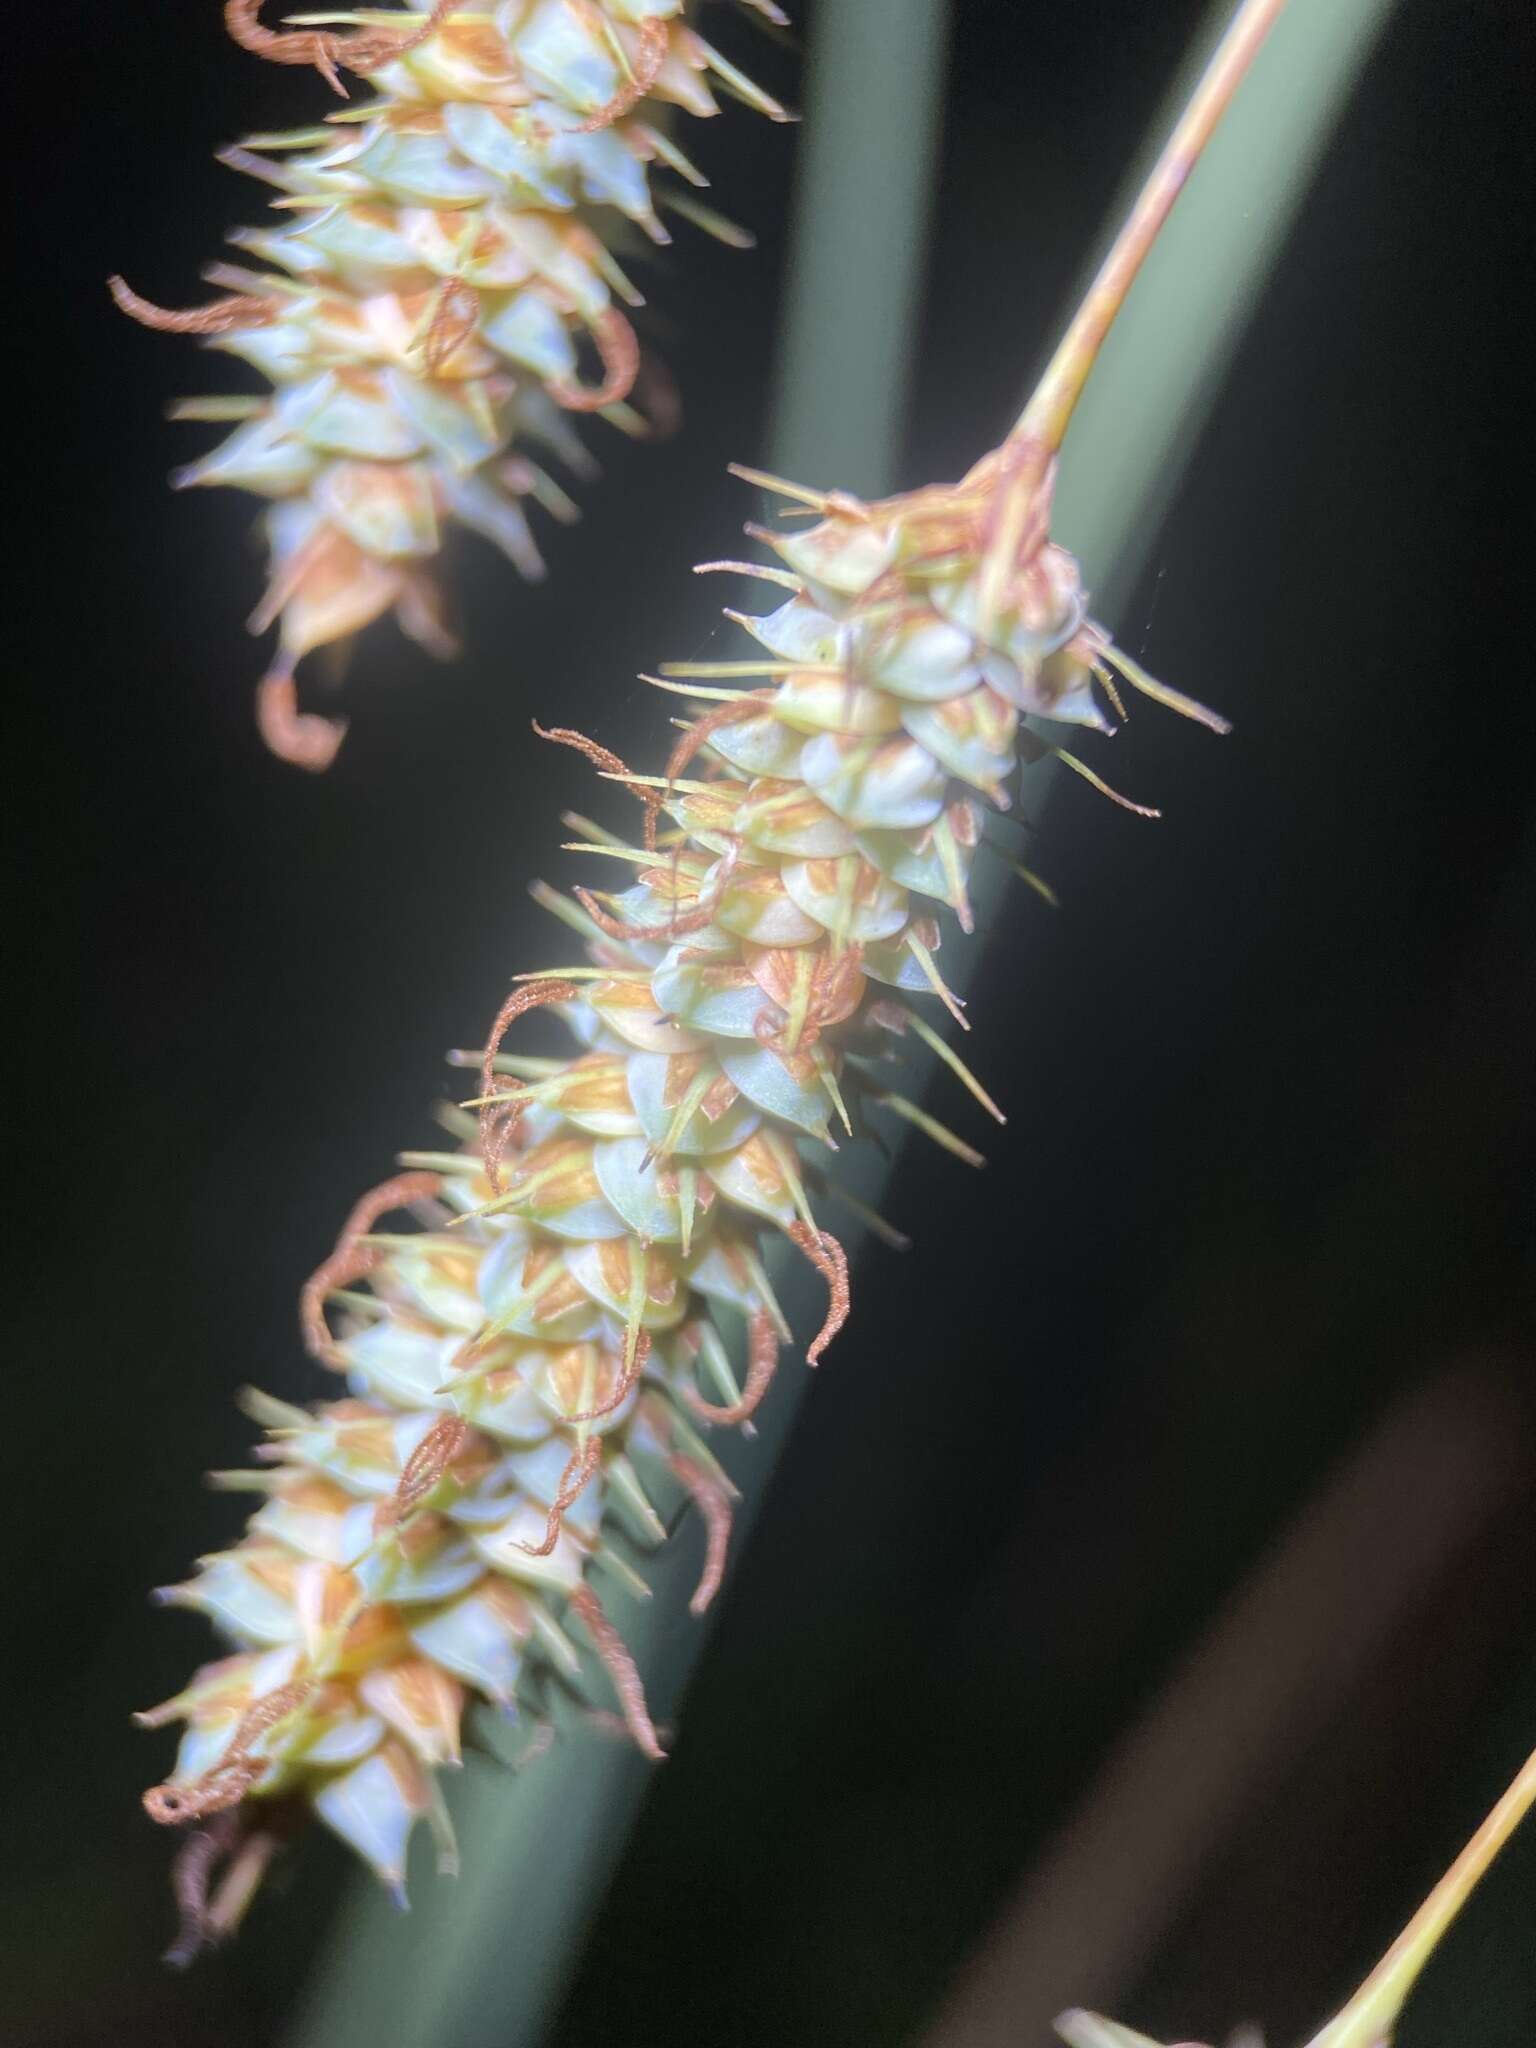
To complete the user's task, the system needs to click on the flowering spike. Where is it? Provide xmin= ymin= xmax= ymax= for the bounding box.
xmin=122 ymin=3 xmax=784 ymax=763
xmin=139 ymin=437 xmax=1233 ymax=1926
xmin=142 ymin=428 xmax=1240 ymax=1923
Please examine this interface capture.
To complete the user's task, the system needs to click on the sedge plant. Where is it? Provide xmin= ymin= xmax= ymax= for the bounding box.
xmin=134 ymin=0 xmax=1535 ymax=2032
xmin=137 ymin=0 xmax=1264 ymax=1957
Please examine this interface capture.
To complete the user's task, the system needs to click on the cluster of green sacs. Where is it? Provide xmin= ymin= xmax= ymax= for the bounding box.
xmin=147 ymin=485 xmax=1110 ymax=1888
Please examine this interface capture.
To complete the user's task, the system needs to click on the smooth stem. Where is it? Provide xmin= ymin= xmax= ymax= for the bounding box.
xmin=1302 ymin=1744 xmax=1536 ymax=2047
xmin=1014 ymin=0 xmax=1287 ymax=457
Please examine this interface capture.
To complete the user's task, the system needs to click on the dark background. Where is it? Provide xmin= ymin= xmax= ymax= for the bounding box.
xmin=7 ymin=2 xmax=1534 ymax=2044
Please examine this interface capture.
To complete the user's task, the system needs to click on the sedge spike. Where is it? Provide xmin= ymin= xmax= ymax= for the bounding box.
xmin=116 ymin=3 xmax=789 ymax=768
xmin=137 ymin=439 xmax=1231 ymax=1946
xmin=138 ymin=0 xmax=1274 ymax=1951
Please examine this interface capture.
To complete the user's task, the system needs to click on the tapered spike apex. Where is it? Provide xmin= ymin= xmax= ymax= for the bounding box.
xmin=120 ymin=1 xmax=785 ymax=764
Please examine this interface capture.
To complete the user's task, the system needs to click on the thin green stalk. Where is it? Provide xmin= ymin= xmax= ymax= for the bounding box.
xmin=1302 ymin=1744 xmax=1536 ymax=2048
xmin=1015 ymin=0 xmax=1287 ymax=458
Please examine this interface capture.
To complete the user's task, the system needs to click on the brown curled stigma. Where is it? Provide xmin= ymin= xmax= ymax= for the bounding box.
xmin=375 ymin=1413 xmax=470 ymax=1531
xmin=256 ymin=670 xmax=349 ymax=774
xmin=144 ymin=1680 xmax=315 ymax=1827
xmin=224 ymin=0 xmax=455 ymax=98
xmin=563 ymin=1330 xmax=651 ymax=1424
xmin=479 ymin=1090 xmax=523 ymax=1200
xmin=421 ymin=278 xmax=480 ymax=376
xmin=548 ymin=308 xmax=640 ymax=413
xmin=786 ymin=1222 xmax=850 ymax=1364
xmin=578 ymin=13 xmax=669 ymax=132
xmin=514 ymin=1438 xmax=602 ymax=1558
xmin=682 ymin=1307 xmax=780 ymax=1426
xmin=532 ymin=719 xmax=663 ymax=850
xmin=568 ymin=1584 xmax=665 ymax=1761
xmin=669 ymin=1455 xmax=733 ymax=1616
xmin=300 ymin=1170 xmax=443 ymax=1367
xmin=109 ymin=273 xmax=273 ymax=335
xmin=477 ymin=979 xmax=580 ymax=1193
